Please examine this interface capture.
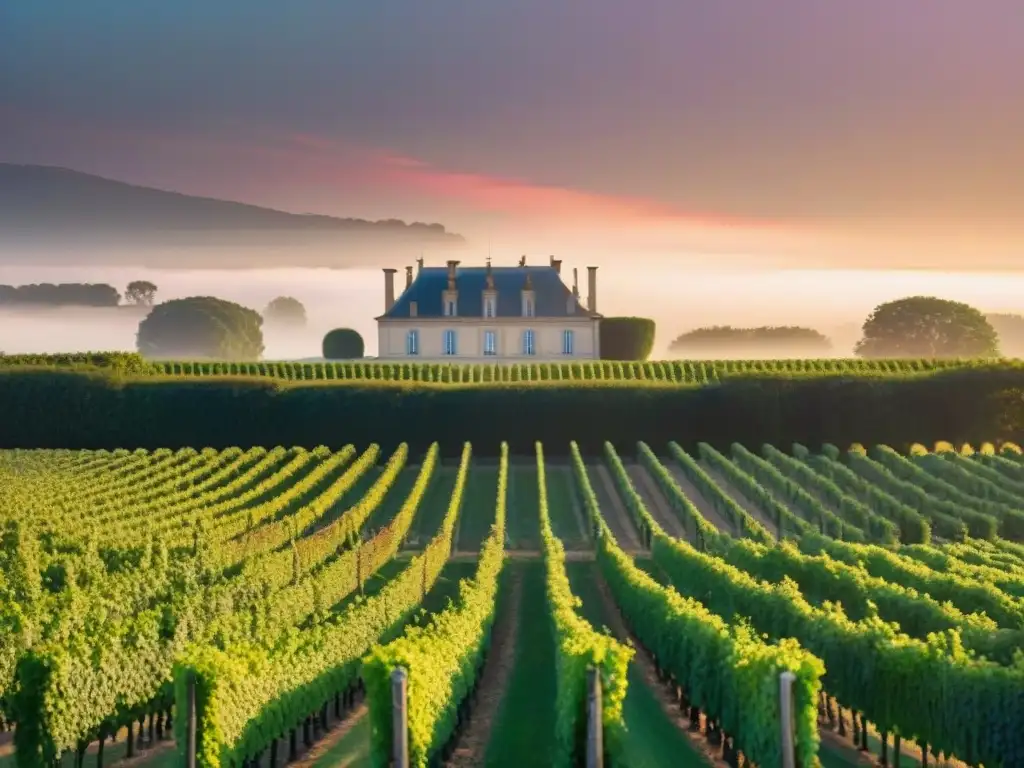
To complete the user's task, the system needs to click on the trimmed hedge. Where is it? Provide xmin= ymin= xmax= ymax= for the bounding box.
xmin=599 ymin=317 xmax=655 ymax=360
xmin=322 ymin=328 xmax=364 ymax=359
xmin=0 ymin=368 xmax=1022 ymax=456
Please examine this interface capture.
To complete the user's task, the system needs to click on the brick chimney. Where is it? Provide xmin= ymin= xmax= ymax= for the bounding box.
xmin=383 ymin=268 xmax=397 ymax=312
xmin=587 ymin=266 xmax=597 ymax=313
xmin=444 ymin=260 xmax=460 ymax=316
xmin=549 ymin=255 xmax=562 ymax=274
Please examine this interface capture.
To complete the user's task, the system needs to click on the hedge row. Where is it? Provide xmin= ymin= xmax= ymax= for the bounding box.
xmin=0 ymin=368 xmax=1023 ymax=455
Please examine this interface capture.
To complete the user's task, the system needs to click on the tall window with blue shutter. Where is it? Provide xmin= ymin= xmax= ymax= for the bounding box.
xmin=406 ymin=329 xmax=419 ymax=355
xmin=562 ymin=329 xmax=574 ymax=355
xmin=444 ymin=329 xmax=458 ymax=355
xmin=484 ymin=330 xmax=497 ymax=356
xmin=523 ymin=329 xmax=536 ymax=355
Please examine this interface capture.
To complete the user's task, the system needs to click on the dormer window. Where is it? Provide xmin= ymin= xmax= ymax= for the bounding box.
xmin=484 ymin=294 xmax=496 ymax=318
xmin=522 ymin=293 xmax=535 ymax=317
xmin=521 ymin=273 xmax=535 ymax=317
xmin=443 ymin=289 xmax=458 ymax=317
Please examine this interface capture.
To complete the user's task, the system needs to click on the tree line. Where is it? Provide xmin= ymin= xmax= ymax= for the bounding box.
xmin=0 ymin=281 xmax=158 ymax=307
xmin=671 ymin=298 xmax=1024 ymax=360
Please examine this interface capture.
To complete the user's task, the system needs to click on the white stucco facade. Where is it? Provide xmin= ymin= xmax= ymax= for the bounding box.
xmin=377 ymin=317 xmax=601 ymax=361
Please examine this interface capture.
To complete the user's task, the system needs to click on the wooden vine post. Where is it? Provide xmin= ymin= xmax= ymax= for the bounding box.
xmin=392 ymin=667 xmax=409 ymax=768
xmin=586 ymin=666 xmax=603 ymax=768
xmin=779 ymin=671 xmax=796 ymax=768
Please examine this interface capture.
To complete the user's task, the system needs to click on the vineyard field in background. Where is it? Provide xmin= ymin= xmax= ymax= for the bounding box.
xmin=1 ymin=351 xmax=1022 ymax=387
xmin=1 ymin=439 xmax=1022 ymax=767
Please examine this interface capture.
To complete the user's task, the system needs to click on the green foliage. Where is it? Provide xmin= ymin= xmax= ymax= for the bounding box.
xmin=599 ymin=317 xmax=655 ymax=360
xmin=137 ymin=296 xmax=264 ymax=360
xmin=669 ymin=325 xmax=832 ymax=357
xmin=801 ymin=446 xmax=931 ymax=544
xmin=363 ymin=443 xmax=506 ymax=767
xmin=799 ymin=534 xmax=1024 ymax=630
xmin=0 ymin=282 xmax=121 ymax=307
xmin=870 ymin=445 xmax=1001 ymax=539
xmin=569 ymin=442 xmax=824 ymax=768
xmin=5 ymin=362 xmax=1024 ymax=456
xmin=537 ymin=442 xmax=631 ymax=766
xmin=649 ymin=524 xmax=1024 ymax=768
xmin=175 ymin=443 xmax=473 ymax=767
xmin=760 ymin=443 xmax=899 ymax=544
xmin=856 ymin=296 xmax=1000 ymax=359
xmin=0 ymin=352 xmax=153 ymax=374
xmin=634 ymin=442 xmax=727 ymax=548
xmin=663 ymin=442 xmax=773 ymax=543
xmin=8 ymin=437 xmax=1024 ymax=768
xmin=697 ymin=443 xmax=812 ymax=539
xmin=263 ymin=296 xmax=307 ymax=326
xmin=731 ymin=444 xmax=865 ymax=541
xmin=125 ymin=280 xmax=158 ymax=306
xmin=322 ymin=328 xmax=364 ymax=359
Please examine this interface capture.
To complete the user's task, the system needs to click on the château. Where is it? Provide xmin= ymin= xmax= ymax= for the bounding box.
xmin=376 ymin=256 xmax=601 ymax=360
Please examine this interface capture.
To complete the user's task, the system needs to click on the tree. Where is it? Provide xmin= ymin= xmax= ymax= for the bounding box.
xmin=600 ymin=317 xmax=656 ymax=360
xmin=136 ymin=297 xmax=264 ymax=360
xmin=125 ymin=280 xmax=158 ymax=306
xmin=263 ymin=296 xmax=307 ymax=326
xmin=669 ymin=326 xmax=832 ymax=358
xmin=322 ymin=328 xmax=364 ymax=359
xmin=855 ymin=296 xmax=999 ymax=359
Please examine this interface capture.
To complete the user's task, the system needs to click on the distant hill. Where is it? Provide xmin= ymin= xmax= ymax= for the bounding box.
xmin=0 ymin=164 xmax=465 ymax=268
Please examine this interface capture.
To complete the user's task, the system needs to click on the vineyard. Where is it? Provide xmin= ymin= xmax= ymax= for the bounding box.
xmin=1 ymin=352 xmax=1022 ymax=386
xmin=1 ymin=439 xmax=1023 ymax=768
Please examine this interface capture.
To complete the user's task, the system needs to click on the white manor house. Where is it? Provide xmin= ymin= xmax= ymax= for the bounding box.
xmin=376 ymin=256 xmax=602 ymax=361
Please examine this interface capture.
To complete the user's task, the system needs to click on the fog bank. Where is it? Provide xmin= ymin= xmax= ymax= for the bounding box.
xmin=1 ymin=264 xmax=1022 ymax=359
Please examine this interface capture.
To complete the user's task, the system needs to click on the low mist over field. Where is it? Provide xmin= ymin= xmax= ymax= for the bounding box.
xmin=2 ymin=260 xmax=1024 ymax=358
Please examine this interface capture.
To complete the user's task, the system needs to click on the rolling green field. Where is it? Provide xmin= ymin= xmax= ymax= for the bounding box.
xmin=1 ymin=438 xmax=1022 ymax=767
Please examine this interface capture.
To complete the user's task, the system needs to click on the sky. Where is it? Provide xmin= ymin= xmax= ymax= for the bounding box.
xmin=2 ymin=1 xmax=1024 ymax=269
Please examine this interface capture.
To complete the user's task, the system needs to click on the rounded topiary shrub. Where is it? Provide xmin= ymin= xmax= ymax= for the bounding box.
xmin=322 ymin=328 xmax=365 ymax=359
xmin=600 ymin=317 xmax=656 ymax=360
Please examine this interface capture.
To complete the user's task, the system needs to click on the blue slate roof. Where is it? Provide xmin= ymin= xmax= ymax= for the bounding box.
xmin=382 ymin=265 xmax=594 ymax=318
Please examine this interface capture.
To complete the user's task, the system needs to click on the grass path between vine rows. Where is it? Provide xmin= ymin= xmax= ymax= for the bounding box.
xmin=481 ymin=562 xmax=557 ymax=767
xmin=455 ymin=466 xmax=499 ymax=552
xmin=544 ymin=464 xmax=590 ymax=551
xmin=566 ymin=561 xmax=718 ymax=768
xmin=289 ymin=703 xmax=370 ymax=768
xmin=444 ymin=565 xmax=523 ymax=767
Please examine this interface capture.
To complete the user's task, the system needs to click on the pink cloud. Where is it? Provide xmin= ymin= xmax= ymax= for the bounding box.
xmin=2 ymin=108 xmax=797 ymax=240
